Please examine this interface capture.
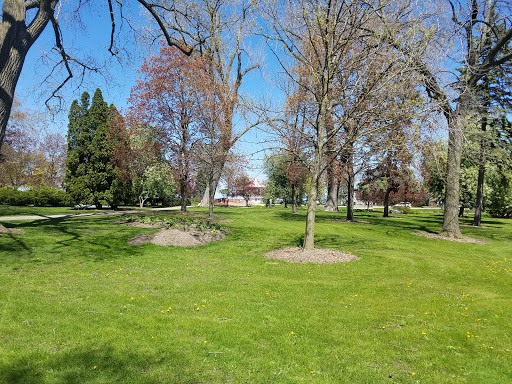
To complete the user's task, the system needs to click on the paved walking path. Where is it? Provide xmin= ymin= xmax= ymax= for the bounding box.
xmin=0 ymin=206 xmax=184 ymax=222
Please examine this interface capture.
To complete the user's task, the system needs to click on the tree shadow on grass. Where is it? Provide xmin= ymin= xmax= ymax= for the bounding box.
xmin=0 ymin=217 xmax=150 ymax=263
xmin=0 ymin=344 xmax=192 ymax=384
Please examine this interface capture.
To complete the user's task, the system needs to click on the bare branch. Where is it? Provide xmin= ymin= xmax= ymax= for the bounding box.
xmin=136 ymin=0 xmax=192 ymax=55
xmin=107 ymin=0 xmax=118 ymax=55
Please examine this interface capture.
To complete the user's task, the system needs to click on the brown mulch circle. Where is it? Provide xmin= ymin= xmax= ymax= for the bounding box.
xmin=327 ymin=219 xmax=371 ymax=224
xmin=207 ymin=218 xmax=233 ymax=223
xmin=128 ymin=228 xmax=226 ymax=247
xmin=412 ymin=232 xmax=489 ymax=244
xmin=265 ymin=247 xmax=359 ymax=264
xmin=0 ymin=224 xmax=24 ymax=235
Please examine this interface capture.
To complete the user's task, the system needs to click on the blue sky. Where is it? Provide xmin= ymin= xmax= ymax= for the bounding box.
xmin=13 ymin=2 xmax=277 ymax=180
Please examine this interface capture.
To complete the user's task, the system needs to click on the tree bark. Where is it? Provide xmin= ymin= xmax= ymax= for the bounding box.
xmin=440 ymin=99 xmax=468 ymax=238
xmin=0 ymin=1 xmax=56 ymax=149
xmin=180 ymin=176 xmax=187 ymax=212
xmin=303 ymin=103 xmax=327 ymax=250
xmin=324 ymin=113 xmax=338 ymax=212
xmin=346 ymin=172 xmax=355 ymax=221
xmin=208 ymin=178 xmax=215 ymax=219
xmin=473 ymin=94 xmax=489 ymax=227
xmin=303 ymin=173 xmax=319 ymax=250
xmin=383 ymin=187 xmax=391 ymax=217
xmin=324 ymin=169 xmax=339 ymax=212
xmin=291 ymin=182 xmax=297 ymax=214
xmin=472 ymin=141 xmax=486 ymax=226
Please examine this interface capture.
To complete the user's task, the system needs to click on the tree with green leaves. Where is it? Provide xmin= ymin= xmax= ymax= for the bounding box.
xmin=133 ymin=163 xmax=177 ymax=208
xmin=63 ymin=89 xmax=119 ymax=209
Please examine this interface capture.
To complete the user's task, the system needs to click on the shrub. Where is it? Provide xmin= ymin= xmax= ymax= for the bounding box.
xmin=28 ymin=187 xmax=69 ymax=207
xmin=392 ymin=205 xmax=411 ymax=214
xmin=0 ymin=187 xmax=69 ymax=207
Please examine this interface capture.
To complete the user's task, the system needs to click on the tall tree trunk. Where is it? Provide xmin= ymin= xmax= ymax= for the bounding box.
xmin=441 ymin=99 xmax=468 ymax=238
xmin=383 ymin=187 xmax=391 ymax=217
xmin=324 ymin=113 xmax=338 ymax=212
xmin=180 ymin=177 xmax=187 ymax=212
xmin=291 ymin=182 xmax=297 ymax=214
xmin=473 ymin=140 xmax=486 ymax=226
xmin=208 ymin=178 xmax=215 ymax=219
xmin=345 ymin=148 xmax=355 ymax=221
xmin=473 ymin=92 xmax=489 ymax=227
xmin=303 ymin=104 xmax=327 ymax=249
xmin=303 ymin=172 xmax=319 ymax=250
xmin=346 ymin=172 xmax=355 ymax=221
xmin=0 ymin=1 xmax=55 ymax=149
xmin=324 ymin=163 xmax=339 ymax=212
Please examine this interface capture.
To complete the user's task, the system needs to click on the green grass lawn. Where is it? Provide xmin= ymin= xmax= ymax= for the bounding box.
xmin=0 ymin=207 xmax=510 ymax=383
xmin=0 ymin=205 xmax=80 ymax=217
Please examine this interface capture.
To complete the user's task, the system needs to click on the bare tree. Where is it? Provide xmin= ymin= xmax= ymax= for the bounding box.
xmin=375 ymin=0 xmax=512 ymax=237
xmin=262 ymin=0 xmax=385 ymax=249
xmin=145 ymin=0 xmax=261 ymax=207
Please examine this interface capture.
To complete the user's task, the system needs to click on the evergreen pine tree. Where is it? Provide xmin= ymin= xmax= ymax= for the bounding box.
xmin=64 ymin=89 xmax=119 ymax=208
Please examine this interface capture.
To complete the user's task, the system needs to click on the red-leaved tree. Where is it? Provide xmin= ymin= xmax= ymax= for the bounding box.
xmin=127 ymin=45 xmax=207 ymax=211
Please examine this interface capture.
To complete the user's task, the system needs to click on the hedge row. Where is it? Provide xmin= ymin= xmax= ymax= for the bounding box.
xmin=0 ymin=187 xmax=69 ymax=207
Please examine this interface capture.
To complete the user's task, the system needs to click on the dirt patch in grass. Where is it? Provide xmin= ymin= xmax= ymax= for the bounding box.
xmin=128 ymin=227 xmax=227 ymax=247
xmin=128 ymin=233 xmax=156 ymax=245
xmin=0 ymin=224 xmax=24 ymax=235
xmin=327 ymin=219 xmax=371 ymax=224
xmin=265 ymin=247 xmax=359 ymax=264
xmin=412 ymin=232 xmax=489 ymax=244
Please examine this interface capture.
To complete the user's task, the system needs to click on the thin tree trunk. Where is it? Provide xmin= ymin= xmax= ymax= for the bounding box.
xmin=303 ymin=173 xmax=319 ymax=249
xmin=291 ymin=182 xmax=297 ymax=214
xmin=208 ymin=178 xmax=215 ymax=219
xmin=303 ymin=111 xmax=326 ymax=249
xmin=383 ymin=187 xmax=391 ymax=217
xmin=346 ymin=172 xmax=355 ymax=221
xmin=180 ymin=177 xmax=187 ymax=212
xmin=473 ymin=95 xmax=489 ymax=227
xmin=473 ymin=143 xmax=485 ymax=226
xmin=324 ymin=113 xmax=338 ymax=212
xmin=458 ymin=205 xmax=465 ymax=218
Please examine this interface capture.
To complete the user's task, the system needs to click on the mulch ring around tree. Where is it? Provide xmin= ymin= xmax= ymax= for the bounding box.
xmin=128 ymin=228 xmax=227 ymax=247
xmin=117 ymin=217 xmax=231 ymax=247
xmin=412 ymin=232 xmax=489 ymax=244
xmin=0 ymin=224 xmax=24 ymax=235
xmin=265 ymin=247 xmax=359 ymax=264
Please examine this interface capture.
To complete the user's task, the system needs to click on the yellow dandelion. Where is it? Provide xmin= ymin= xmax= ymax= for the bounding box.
xmin=93 ymin=366 xmax=97 ymax=370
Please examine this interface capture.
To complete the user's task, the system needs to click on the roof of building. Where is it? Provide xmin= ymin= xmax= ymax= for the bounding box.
xmin=246 ymin=178 xmax=265 ymax=188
